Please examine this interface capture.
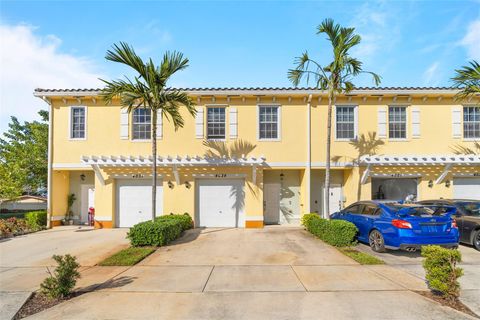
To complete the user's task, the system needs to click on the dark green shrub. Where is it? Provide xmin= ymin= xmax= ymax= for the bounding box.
xmin=421 ymin=245 xmax=463 ymax=301
xmin=25 ymin=210 xmax=47 ymax=231
xmin=302 ymin=213 xmax=358 ymax=247
xmin=128 ymin=214 xmax=193 ymax=247
xmin=40 ymin=254 xmax=80 ymax=299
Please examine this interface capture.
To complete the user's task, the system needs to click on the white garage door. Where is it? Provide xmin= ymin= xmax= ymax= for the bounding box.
xmin=197 ymin=179 xmax=245 ymax=227
xmin=454 ymin=178 xmax=480 ymax=200
xmin=116 ymin=179 xmax=163 ymax=227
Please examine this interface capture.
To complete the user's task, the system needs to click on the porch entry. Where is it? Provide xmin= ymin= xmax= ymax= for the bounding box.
xmin=80 ymin=185 xmax=95 ymax=224
xmin=263 ymin=170 xmax=301 ymax=225
xmin=371 ymin=177 xmax=418 ymax=201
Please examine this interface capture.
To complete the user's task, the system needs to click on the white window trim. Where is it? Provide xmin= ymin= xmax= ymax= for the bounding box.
xmin=462 ymin=104 xmax=480 ymax=141
xmin=131 ymin=108 xmax=152 ymax=142
xmin=68 ymin=106 xmax=87 ymax=141
xmin=334 ymin=104 xmax=358 ymax=141
xmin=257 ymin=104 xmax=282 ymax=141
xmin=387 ymin=105 xmax=409 ymax=141
xmin=206 ymin=104 xmax=228 ymax=141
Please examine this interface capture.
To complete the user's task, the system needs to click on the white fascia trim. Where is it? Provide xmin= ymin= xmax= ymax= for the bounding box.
xmin=53 ymin=163 xmax=91 ymax=169
xmin=34 ymin=88 xmax=461 ymax=97
xmin=265 ymin=162 xmax=354 ymax=168
xmin=245 ymin=215 xmax=264 ymax=221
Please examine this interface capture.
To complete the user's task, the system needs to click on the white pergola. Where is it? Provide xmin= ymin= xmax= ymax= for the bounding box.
xmin=81 ymin=155 xmax=266 ymax=185
xmin=359 ymin=155 xmax=480 ymax=184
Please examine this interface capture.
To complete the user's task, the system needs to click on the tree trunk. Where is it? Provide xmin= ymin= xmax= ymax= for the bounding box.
xmin=324 ymin=93 xmax=333 ymax=219
xmin=151 ymin=109 xmax=157 ymax=221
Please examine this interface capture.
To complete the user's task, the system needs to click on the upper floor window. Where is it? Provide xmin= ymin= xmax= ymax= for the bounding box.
xmin=336 ymin=106 xmax=356 ymax=140
xmin=70 ymin=106 xmax=86 ymax=139
xmin=259 ymin=105 xmax=280 ymax=140
xmin=464 ymin=106 xmax=480 ymax=139
xmin=132 ymin=108 xmax=151 ymax=140
xmin=207 ymin=107 xmax=226 ymax=139
xmin=388 ymin=106 xmax=407 ymax=139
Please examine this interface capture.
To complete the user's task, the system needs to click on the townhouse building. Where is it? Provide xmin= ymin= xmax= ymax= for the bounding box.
xmin=34 ymin=87 xmax=480 ymax=228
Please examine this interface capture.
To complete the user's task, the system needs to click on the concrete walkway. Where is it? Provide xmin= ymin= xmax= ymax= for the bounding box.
xmin=356 ymin=242 xmax=480 ymax=316
xmin=23 ymin=227 xmax=475 ymax=319
xmin=0 ymin=226 xmax=128 ymax=320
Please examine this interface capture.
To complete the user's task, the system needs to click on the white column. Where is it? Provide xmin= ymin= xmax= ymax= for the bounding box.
xmin=306 ymin=94 xmax=313 ymax=214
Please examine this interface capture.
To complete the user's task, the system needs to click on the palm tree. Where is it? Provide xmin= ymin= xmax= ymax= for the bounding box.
xmin=288 ymin=18 xmax=381 ymax=219
xmin=101 ymin=42 xmax=195 ymax=221
xmin=452 ymin=60 xmax=480 ymax=101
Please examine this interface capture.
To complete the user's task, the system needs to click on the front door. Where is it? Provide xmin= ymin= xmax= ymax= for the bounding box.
xmin=264 ymin=183 xmax=281 ymax=224
xmin=325 ymin=184 xmax=343 ymax=216
xmin=80 ymin=185 xmax=95 ymax=224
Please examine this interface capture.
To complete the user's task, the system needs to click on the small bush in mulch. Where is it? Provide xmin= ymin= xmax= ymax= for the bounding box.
xmin=415 ymin=291 xmax=478 ymax=318
xmin=14 ymin=292 xmax=77 ymax=319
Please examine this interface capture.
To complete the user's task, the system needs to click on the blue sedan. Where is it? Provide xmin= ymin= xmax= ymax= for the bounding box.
xmin=331 ymin=201 xmax=460 ymax=252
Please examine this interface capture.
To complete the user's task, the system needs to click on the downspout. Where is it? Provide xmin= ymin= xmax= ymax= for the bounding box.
xmin=42 ymin=96 xmax=53 ymax=229
xmin=306 ymin=94 xmax=313 ymax=214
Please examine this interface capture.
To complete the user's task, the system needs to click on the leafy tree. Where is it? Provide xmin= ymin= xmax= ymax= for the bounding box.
xmin=452 ymin=60 xmax=480 ymax=101
xmin=0 ymin=110 xmax=48 ymax=199
xmin=288 ymin=18 xmax=381 ymax=218
xmin=101 ymin=42 xmax=196 ymax=221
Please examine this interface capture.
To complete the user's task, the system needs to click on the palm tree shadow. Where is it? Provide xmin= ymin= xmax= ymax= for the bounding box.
xmin=203 ymin=139 xmax=258 ymax=227
xmin=450 ymin=141 xmax=480 ymax=155
xmin=331 ymin=132 xmax=384 ymax=201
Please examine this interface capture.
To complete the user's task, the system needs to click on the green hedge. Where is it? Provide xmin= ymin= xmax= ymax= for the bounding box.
xmin=25 ymin=211 xmax=47 ymax=231
xmin=127 ymin=213 xmax=193 ymax=247
xmin=421 ymin=245 xmax=463 ymax=301
xmin=301 ymin=213 xmax=358 ymax=247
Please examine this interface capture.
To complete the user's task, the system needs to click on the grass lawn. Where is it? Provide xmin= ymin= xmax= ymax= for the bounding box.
xmin=338 ymin=247 xmax=385 ymax=265
xmin=98 ymin=247 xmax=156 ymax=266
xmin=0 ymin=212 xmax=27 ymax=220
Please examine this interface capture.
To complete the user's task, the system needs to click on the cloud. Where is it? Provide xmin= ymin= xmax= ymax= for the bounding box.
xmin=0 ymin=23 xmax=104 ymax=133
xmin=460 ymin=19 xmax=480 ymax=60
xmin=422 ymin=62 xmax=440 ymax=86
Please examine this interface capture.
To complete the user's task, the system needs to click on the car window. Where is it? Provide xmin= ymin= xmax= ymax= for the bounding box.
xmin=345 ymin=205 xmax=363 ymax=214
xmin=457 ymin=202 xmax=480 ymax=216
xmin=362 ymin=205 xmax=380 ymax=215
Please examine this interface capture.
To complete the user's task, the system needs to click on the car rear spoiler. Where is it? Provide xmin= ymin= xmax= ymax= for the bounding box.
xmin=396 ymin=205 xmax=457 ymax=217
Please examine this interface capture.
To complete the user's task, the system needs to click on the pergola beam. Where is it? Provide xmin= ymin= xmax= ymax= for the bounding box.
xmin=435 ymin=163 xmax=453 ymax=184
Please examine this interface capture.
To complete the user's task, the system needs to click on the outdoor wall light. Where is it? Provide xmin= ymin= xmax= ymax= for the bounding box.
xmin=80 ymin=174 xmax=86 ymax=181
xmin=445 ymin=180 xmax=451 ymax=188
xmin=428 ymin=180 xmax=433 ymax=188
xmin=280 ymin=172 xmax=284 ymax=181
xmin=185 ymin=181 xmax=191 ymax=189
xmin=168 ymin=181 xmax=174 ymax=189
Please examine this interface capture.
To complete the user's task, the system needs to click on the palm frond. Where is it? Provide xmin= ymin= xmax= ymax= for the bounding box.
xmin=452 ymin=60 xmax=480 ymax=101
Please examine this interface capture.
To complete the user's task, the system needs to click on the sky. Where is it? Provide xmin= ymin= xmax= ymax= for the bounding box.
xmin=0 ymin=0 xmax=479 ymax=133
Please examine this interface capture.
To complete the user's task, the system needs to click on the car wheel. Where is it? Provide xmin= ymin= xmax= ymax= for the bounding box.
xmin=369 ymin=230 xmax=386 ymax=253
xmin=473 ymin=230 xmax=480 ymax=251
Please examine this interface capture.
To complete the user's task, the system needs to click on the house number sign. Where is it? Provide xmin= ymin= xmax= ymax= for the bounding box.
xmin=215 ymin=174 xmax=227 ymax=178
xmin=132 ymin=174 xmax=145 ymax=179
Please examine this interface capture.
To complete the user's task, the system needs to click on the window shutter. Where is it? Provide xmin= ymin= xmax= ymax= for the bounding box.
xmin=411 ymin=107 xmax=420 ymax=138
xmin=120 ymin=108 xmax=129 ymax=140
xmin=354 ymin=106 xmax=359 ymax=139
xmin=195 ymin=107 xmax=204 ymax=139
xmin=452 ymin=107 xmax=462 ymax=138
xmin=156 ymin=111 xmax=163 ymax=139
xmin=229 ymin=107 xmax=238 ymax=139
xmin=377 ymin=107 xmax=387 ymax=138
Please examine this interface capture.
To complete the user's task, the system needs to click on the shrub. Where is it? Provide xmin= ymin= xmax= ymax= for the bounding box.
xmin=302 ymin=213 xmax=358 ymax=247
xmin=0 ymin=217 xmax=29 ymax=237
xmin=40 ymin=254 xmax=80 ymax=299
xmin=421 ymin=245 xmax=463 ymax=301
xmin=25 ymin=210 xmax=47 ymax=231
xmin=128 ymin=214 xmax=193 ymax=247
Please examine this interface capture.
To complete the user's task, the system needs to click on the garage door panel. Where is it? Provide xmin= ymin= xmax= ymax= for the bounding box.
xmin=117 ymin=179 xmax=163 ymax=227
xmin=197 ymin=179 xmax=245 ymax=227
xmin=454 ymin=178 xmax=480 ymax=200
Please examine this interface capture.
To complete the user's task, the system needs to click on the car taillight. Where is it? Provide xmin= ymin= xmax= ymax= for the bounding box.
xmin=392 ymin=219 xmax=412 ymax=229
xmin=452 ymin=219 xmax=458 ymax=229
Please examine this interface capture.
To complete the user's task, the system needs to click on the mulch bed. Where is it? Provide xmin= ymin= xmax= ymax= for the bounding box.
xmin=415 ymin=291 xmax=479 ymax=318
xmin=14 ymin=292 xmax=79 ymax=319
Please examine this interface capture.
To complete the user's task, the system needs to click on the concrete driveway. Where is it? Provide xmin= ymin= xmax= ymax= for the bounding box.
xmin=25 ymin=227 xmax=475 ymax=320
xmin=356 ymin=243 xmax=480 ymax=315
xmin=0 ymin=226 xmax=128 ymax=319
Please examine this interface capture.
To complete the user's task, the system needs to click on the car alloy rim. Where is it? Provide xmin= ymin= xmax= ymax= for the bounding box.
xmin=369 ymin=231 xmax=382 ymax=249
xmin=476 ymin=233 xmax=480 ymax=247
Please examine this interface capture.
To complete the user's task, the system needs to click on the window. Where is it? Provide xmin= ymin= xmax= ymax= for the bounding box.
xmin=259 ymin=106 xmax=280 ymax=140
xmin=70 ymin=107 xmax=85 ymax=139
xmin=132 ymin=108 xmax=151 ymax=140
xmin=207 ymin=107 xmax=226 ymax=139
xmin=464 ymin=106 xmax=480 ymax=139
xmin=388 ymin=106 xmax=407 ymax=139
xmin=345 ymin=205 xmax=363 ymax=214
xmin=362 ymin=204 xmax=380 ymax=215
xmin=336 ymin=106 xmax=356 ymax=139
